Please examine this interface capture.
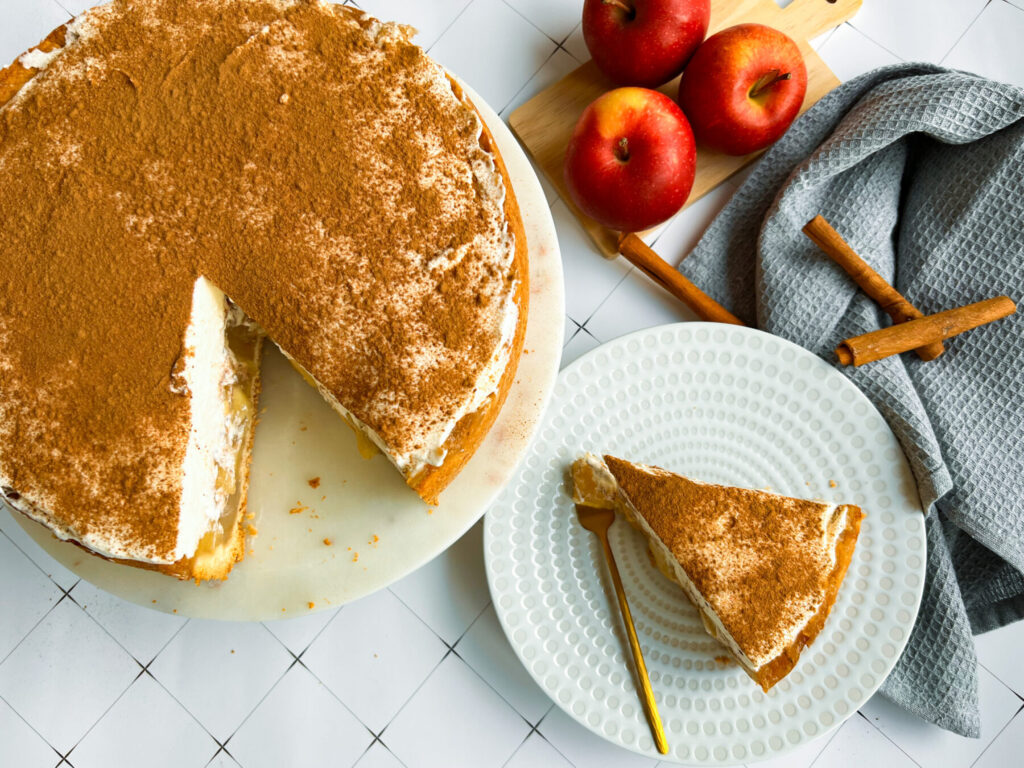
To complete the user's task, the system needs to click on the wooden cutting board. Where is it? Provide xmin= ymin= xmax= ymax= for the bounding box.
xmin=509 ymin=0 xmax=861 ymax=257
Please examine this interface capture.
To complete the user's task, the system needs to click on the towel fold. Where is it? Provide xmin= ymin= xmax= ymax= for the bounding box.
xmin=682 ymin=63 xmax=1024 ymax=737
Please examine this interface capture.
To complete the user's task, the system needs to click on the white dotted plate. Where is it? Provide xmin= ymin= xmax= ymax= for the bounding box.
xmin=484 ymin=323 xmax=926 ymax=765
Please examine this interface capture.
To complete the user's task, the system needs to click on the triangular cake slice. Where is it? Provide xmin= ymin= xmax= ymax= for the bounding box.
xmin=572 ymin=453 xmax=864 ymax=691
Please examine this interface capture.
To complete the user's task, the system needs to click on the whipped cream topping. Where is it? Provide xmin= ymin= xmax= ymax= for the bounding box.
xmin=173 ymin=277 xmax=253 ymax=562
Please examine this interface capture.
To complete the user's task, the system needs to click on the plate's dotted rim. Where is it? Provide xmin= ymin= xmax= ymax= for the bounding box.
xmin=484 ymin=323 xmax=926 ymax=766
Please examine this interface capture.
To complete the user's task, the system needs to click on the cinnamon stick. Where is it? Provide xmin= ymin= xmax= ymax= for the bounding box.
xmin=618 ymin=233 xmax=745 ymax=326
xmin=835 ymin=296 xmax=1016 ymax=366
xmin=803 ymin=215 xmax=945 ymax=361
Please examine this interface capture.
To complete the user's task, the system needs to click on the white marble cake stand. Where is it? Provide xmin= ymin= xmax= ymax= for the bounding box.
xmin=11 ymin=80 xmax=565 ymax=621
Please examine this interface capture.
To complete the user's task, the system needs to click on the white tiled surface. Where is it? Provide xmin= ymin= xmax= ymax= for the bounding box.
xmin=2 ymin=1 xmax=1023 ymax=766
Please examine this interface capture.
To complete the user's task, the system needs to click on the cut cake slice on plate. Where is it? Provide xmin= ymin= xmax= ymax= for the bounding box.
xmin=572 ymin=453 xmax=864 ymax=691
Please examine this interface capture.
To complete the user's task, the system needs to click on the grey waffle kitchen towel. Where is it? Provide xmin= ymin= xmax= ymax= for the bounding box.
xmin=682 ymin=63 xmax=1024 ymax=737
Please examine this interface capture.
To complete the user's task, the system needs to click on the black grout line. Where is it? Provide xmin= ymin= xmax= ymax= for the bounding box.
xmin=978 ymin=658 xmax=1024 ymax=703
xmin=204 ymin=745 xmax=228 ymax=767
xmin=213 ymin=657 xmax=297 ymax=749
xmin=531 ymin=714 xmax=579 ymax=768
xmin=385 ymin=584 xmax=472 ymax=651
xmin=499 ymin=0 xmax=567 ymax=48
xmin=837 ymin=18 xmax=906 ymax=65
xmin=497 ymin=43 xmax=562 ymax=118
xmin=60 ymin=667 xmax=142 ymax=764
xmin=578 ymin=266 xmax=633 ymax=336
xmin=499 ymin=724 xmax=536 ymax=768
xmin=854 ymin=709 xmax=927 ymax=768
xmin=0 ymin=526 xmax=78 ymax=597
xmin=450 ymin=598 xmax=493 ymax=649
xmin=448 ymin=643 xmax=538 ymax=732
xmin=0 ymin=587 xmax=65 ymax=667
xmin=51 ymin=0 xmax=74 ymax=20
xmin=423 ymin=0 xmax=477 ymax=56
xmin=495 ymin=37 xmax=562 ymax=116
xmin=939 ymin=0 xmax=995 ymax=65
xmin=145 ymin=660 xmax=241 ymax=752
xmin=286 ymin=655 xmax=379 ymax=745
xmin=969 ymin=700 xmax=1024 ymax=767
xmin=0 ymin=691 xmax=65 ymax=765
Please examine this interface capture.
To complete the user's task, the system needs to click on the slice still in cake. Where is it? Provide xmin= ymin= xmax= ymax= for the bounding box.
xmin=572 ymin=453 xmax=864 ymax=691
xmin=0 ymin=0 xmax=528 ymax=581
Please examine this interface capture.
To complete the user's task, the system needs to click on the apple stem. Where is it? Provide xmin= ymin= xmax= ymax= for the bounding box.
xmin=602 ymin=0 xmax=636 ymax=19
xmin=614 ymin=137 xmax=630 ymax=162
xmin=749 ymin=69 xmax=792 ymax=98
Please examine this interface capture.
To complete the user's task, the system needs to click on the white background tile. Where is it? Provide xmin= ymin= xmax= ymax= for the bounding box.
xmin=0 ymin=533 xmax=62 ymax=661
xmin=0 ymin=511 xmax=81 ymax=592
xmin=504 ymin=0 xmax=583 ymax=44
xmin=0 ymin=697 xmax=58 ymax=768
xmin=354 ymin=741 xmax=406 ymax=768
xmin=562 ymin=23 xmax=589 ymax=64
xmin=537 ymin=704 xmax=659 ymax=768
xmin=228 ymin=664 xmax=372 ymax=768
xmin=261 ymin=608 xmax=340 ymax=658
xmin=859 ymin=666 xmax=1023 ymax=767
xmin=584 ymin=268 xmax=699 ymax=343
xmin=0 ymin=599 xmax=138 ymax=754
xmin=384 ymin=654 xmax=530 ymax=768
xmin=1 ymin=1 xmax=1023 ymax=767
xmin=356 ymin=741 xmax=407 ymax=768
xmin=353 ymin=0 xmax=470 ymax=51
xmin=810 ymin=713 xmax=917 ymax=768
xmin=974 ymin=708 xmax=1024 ymax=768
xmin=849 ymin=0 xmax=988 ymax=63
xmin=430 ymin=0 xmax=556 ymax=112
xmin=69 ymin=673 xmax=218 ymax=768
xmin=561 ymin=326 xmax=601 ymax=368
xmin=302 ymin=589 xmax=448 ymax=733
xmin=505 ymin=731 xmax=574 ymax=768
xmin=0 ymin=0 xmax=68 ymax=61
xmin=388 ymin=522 xmax=490 ymax=645
xmin=814 ymin=23 xmax=903 ymax=84
xmin=976 ymin=620 xmax=1024 ymax=698
xmin=206 ymin=750 xmax=243 ymax=768
xmin=148 ymin=620 xmax=292 ymax=743
xmin=69 ymin=580 xmax=186 ymax=665
xmin=454 ymin=605 xmax=553 ymax=725
xmin=502 ymin=47 xmax=580 ymax=119
xmin=551 ymin=199 xmax=631 ymax=325
xmin=942 ymin=0 xmax=1024 ymax=87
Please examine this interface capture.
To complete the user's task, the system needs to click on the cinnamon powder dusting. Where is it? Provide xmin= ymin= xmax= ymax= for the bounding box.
xmin=603 ymin=456 xmax=856 ymax=667
xmin=0 ymin=0 xmax=519 ymax=561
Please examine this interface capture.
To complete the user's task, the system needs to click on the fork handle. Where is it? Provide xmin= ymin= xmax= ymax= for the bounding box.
xmin=599 ymin=534 xmax=669 ymax=755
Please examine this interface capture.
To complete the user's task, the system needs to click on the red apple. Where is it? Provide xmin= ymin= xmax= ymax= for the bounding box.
xmin=677 ymin=23 xmax=808 ymax=155
xmin=564 ymin=87 xmax=696 ymax=233
xmin=582 ymin=0 xmax=710 ymax=88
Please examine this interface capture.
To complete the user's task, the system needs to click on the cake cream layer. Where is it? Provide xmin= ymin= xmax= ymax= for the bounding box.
xmin=0 ymin=0 xmax=521 ymax=566
xmin=572 ymin=453 xmax=854 ymax=671
xmin=1 ymin=277 xmax=254 ymax=564
xmin=174 ymin=278 xmax=259 ymax=563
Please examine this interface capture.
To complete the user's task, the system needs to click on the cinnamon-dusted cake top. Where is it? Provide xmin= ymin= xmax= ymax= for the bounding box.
xmin=0 ymin=0 xmax=519 ymax=561
xmin=603 ymin=455 xmax=855 ymax=667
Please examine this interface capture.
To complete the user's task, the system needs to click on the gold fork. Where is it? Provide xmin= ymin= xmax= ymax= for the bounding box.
xmin=576 ymin=503 xmax=669 ymax=755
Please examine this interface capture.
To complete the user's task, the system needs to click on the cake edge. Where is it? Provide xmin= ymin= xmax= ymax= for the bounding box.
xmin=408 ymin=77 xmax=529 ymax=505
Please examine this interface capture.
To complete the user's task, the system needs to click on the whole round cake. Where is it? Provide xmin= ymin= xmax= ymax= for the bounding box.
xmin=0 ymin=0 xmax=528 ymax=580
